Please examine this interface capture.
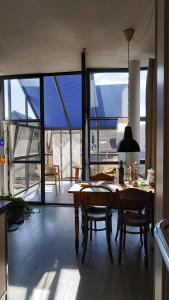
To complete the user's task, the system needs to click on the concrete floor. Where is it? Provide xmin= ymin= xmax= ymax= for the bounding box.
xmin=8 ymin=206 xmax=153 ymax=300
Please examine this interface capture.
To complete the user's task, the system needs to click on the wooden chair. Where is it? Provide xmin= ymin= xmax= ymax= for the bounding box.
xmin=90 ymin=172 xmax=114 ymax=182
xmin=35 ymin=164 xmax=60 ymax=192
xmin=72 ymin=165 xmax=82 ymax=182
xmin=114 ymin=173 xmax=147 ymax=241
xmin=116 ymin=188 xmax=153 ymax=267
xmin=80 ymin=185 xmax=113 ymax=264
xmin=53 ymin=165 xmax=60 ymax=188
xmin=90 ymin=172 xmax=114 ymax=232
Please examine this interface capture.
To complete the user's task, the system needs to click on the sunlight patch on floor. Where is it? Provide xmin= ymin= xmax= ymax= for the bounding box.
xmin=9 ymin=286 xmax=28 ymax=300
xmin=54 ymin=269 xmax=80 ymax=300
xmin=30 ymin=271 xmax=57 ymax=300
xmin=9 ymin=268 xmax=80 ymax=300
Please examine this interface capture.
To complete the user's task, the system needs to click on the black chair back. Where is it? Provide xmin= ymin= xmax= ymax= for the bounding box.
xmin=116 ymin=188 xmax=153 ymax=224
xmin=80 ymin=185 xmax=113 ymax=218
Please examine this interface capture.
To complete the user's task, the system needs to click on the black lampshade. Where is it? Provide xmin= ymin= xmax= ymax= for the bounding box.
xmin=117 ymin=125 xmax=140 ymax=152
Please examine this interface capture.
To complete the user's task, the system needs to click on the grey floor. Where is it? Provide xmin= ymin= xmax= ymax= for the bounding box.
xmin=8 ymin=206 xmax=153 ymax=300
xmin=20 ymin=181 xmax=74 ymax=204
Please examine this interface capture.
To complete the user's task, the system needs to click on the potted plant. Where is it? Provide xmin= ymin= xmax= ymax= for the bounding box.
xmin=0 ymin=194 xmax=32 ymax=225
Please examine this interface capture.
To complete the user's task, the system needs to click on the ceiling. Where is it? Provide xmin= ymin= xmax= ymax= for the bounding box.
xmin=0 ymin=0 xmax=155 ymax=76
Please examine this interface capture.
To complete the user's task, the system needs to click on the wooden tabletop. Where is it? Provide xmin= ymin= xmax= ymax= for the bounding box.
xmin=68 ymin=181 xmax=155 ymax=193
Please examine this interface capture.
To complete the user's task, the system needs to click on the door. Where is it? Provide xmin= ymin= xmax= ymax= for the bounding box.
xmin=3 ymin=78 xmax=43 ymax=203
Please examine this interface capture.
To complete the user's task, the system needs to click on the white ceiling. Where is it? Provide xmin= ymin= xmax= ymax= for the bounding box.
xmin=0 ymin=0 xmax=155 ymax=75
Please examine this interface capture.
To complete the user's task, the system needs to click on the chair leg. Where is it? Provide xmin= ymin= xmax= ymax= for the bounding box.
xmin=94 ymin=221 xmax=97 ymax=231
xmin=58 ymin=174 xmax=61 ymax=189
xmin=82 ymin=220 xmax=88 ymax=264
xmin=110 ymin=217 xmax=112 ymax=233
xmin=82 ymin=233 xmax=84 ymax=247
xmin=81 ymin=215 xmax=85 ymax=246
xmin=123 ymin=225 xmax=126 ymax=251
xmin=118 ymin=220 xmax=123 ymax=264
xmin=140 ymin=226 xmax=143 ymax=246
xmin=106 ymin=218 xmax=113 ymax=264
xmin=81 ymin=215 xmax=84 ymax=233
xmin=108 ymin=218 xmax=112 ymax=233
xmin=81 ymin=215 xmax=84 ymax=247
xmin=90 ymin=220 xmax=93 ymax=241
xmin=115 ymin=216 xmax=119 ymax=241
xmin=144 ymin=227 xmax=148 ymax=267
xmin=151 ymin=221 xmax=154 ymax=237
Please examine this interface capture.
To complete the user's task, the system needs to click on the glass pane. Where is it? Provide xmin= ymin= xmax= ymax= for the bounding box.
xmin=140 ymin=121 xmax=145 ymax=161
xmin=48 ymin=130 xmax=71 ymax=179
xmin=61 ymin=130 xmax=70 ymax=179
xmin=11 ymin=80 xmax=26 ymax=118
xmin=28 ymin=102 xmax=36 ymax=119
xmin=90 ymin=164 xmax=119 ymax=177
xmin=45 ymin=129 xmax=82 ymax=181
xmin=13 ymin=123 xmax=41 ymax=161
xmin=30 ymin=128 xmax=41 ymax=155
xmin=44 ymin=75 xmax=82 ymax=129
xmin=72 ymin=130 xmax=82 ymax=170
xmin=4 ymin=78 xmax=40 ymax=120
xmin=4 ymin=81 xmax=9 ymax=120
xmin=52 ymin=130 xmax=61 ymax=173
xmin=140 ymin=70 xmax=147 ymax=117
xmin=13 ymin=163 xmax=41 ymax=202
xmin=90 ymin=119 xmax=127 ymax=162
xmin=90 ymin=72 xmax=128 ymax=118
xmin=14 ymin=126 xmax=31 ymax=157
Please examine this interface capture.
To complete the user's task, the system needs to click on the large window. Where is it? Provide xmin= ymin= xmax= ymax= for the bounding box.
xmin=89 ymin=71 xmax=128 ymax=175
xmin=3 ymin=70 xmax=147 ymax=203
xmin=140 ymin=70 xmax=147 ymax=161
xmin=89 ymin=70 xmax=147 ymax=176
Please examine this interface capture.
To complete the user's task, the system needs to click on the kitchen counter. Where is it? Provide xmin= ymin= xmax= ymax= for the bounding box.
xmin=0 ymin=201 xmax=11 ymax=214
xmin=0 ymin=200 xmax=11 ymax=300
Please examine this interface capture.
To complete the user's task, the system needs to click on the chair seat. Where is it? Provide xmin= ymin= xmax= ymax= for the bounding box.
xmin=122 ymin=211 xmax=146 ymax=226
xmin=85 ymin=206 xmax=112 ymax=220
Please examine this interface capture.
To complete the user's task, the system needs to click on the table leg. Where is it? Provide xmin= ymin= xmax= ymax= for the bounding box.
xmin=75 ymin=206 xmax=79 ymax=254
xmin=75 ymin=168 xmax=79 ymax=182
xmin=151 ymin=201 xmax=154 ymax=237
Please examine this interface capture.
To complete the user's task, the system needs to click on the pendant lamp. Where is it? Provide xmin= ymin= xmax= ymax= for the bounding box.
xmin=117 ymin=28 xmax=140 ymax=152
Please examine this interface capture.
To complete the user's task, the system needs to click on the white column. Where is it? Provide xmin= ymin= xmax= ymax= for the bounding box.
xmin=0 ymin=80 xmax=5 ymax=195
xmin=126 ymin=60 xmax=140 ymax=171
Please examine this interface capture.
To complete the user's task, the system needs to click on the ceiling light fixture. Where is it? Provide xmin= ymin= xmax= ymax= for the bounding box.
xmin=117 ymin=28 xmax=140 ymax=152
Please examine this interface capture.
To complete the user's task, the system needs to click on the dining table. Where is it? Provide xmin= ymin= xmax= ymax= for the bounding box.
xmin=68 ymin=181 xmax=154 ymax=254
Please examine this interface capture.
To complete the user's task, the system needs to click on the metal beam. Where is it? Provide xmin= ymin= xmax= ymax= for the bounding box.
xmin=81 ymin=48 xmax=89 ymax=180
xmin=53 ymin=76 xmax=73 ymax=180
xmin=53 ymin=76 xmax=71 ymax=129
xmin=40 ymin=76 xmax=45 ymax=205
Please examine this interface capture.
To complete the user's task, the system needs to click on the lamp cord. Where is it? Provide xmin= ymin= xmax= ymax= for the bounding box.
xmin=133 ymin=1 xmax=155 ymax=42
xmin=127 ymin=39 xmax=130 ymax=124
